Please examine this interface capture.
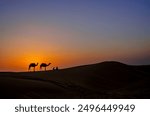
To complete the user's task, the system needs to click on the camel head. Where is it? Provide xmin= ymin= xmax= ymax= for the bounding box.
xmin=36 ymin=63 xmax=38 ymax=66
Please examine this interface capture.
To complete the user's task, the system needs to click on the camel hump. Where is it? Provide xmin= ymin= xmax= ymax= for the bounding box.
xmin=40 ymin=63 xmax=45 ymax=66
xmin=29 ymin=63 xmax=34 ymax=65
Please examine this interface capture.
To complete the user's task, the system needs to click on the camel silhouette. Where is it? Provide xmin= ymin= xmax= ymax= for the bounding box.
xmin=28 ymin=63 xmax=38 ymax=72
xmin=40 ymin=63 xmax=51 ymax=71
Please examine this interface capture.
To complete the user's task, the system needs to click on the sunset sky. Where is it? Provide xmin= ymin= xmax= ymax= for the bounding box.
xmin=0 ymin=0 xmax=150 ymax=71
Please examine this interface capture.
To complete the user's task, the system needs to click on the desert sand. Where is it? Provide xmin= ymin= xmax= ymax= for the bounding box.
xmin=0 ymin=61 xmax=150 ymax=99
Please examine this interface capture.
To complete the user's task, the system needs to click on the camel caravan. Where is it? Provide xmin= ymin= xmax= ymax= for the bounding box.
xmin=28 ymin=63 xmax=58 ymax=72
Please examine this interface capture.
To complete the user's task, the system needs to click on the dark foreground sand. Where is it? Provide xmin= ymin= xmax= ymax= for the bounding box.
xmin=0 ymin=61 xmax=150 ymax=99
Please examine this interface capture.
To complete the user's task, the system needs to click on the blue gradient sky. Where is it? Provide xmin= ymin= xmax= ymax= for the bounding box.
xmin=0 ymin=0 xmax=150 ymax=71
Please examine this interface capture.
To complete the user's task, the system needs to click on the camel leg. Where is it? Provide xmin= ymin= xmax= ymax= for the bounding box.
xmin=28 ymin=66 xmax=31 ymax=72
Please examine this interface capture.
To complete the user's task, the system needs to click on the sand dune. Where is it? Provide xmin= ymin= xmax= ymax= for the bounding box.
xmin=0 ymin=61 xmax=150 ymax=98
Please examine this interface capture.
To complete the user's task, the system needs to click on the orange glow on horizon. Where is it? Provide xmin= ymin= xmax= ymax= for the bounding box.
xmin=0 ymin=45 xmax=148 ymax=72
